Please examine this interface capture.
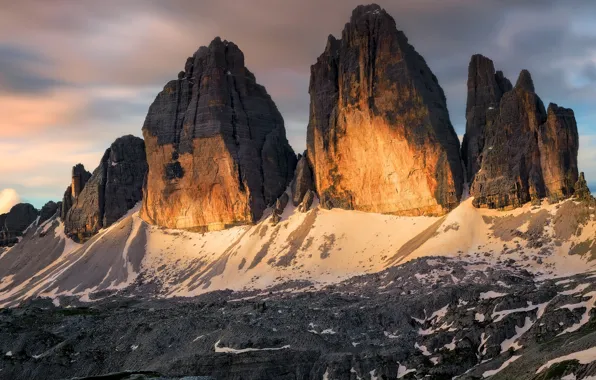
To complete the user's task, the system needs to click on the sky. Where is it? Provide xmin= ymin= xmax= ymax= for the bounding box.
xmin=1 ymin=0 xmax=596 ymax=209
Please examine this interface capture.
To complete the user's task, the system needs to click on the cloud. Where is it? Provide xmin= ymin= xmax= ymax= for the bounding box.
xmin=0 ymin=189 xmax=21 ymax=214
xmin=1 ymin=0 xmax=596 ymax=206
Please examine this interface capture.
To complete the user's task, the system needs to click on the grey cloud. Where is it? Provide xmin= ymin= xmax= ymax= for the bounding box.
xmin=0 ymin=44 xmax=65 ymax=94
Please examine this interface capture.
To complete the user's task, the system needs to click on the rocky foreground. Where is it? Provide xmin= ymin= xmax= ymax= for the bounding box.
xmin=2 ymin=257 xmax=596 ymax=380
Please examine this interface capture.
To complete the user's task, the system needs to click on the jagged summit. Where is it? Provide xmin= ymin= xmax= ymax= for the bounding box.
xmin=306 ymin=3 xmax=463 ymax=216
xmin=463 ymin=55 xmax=579 ymax=208
xmin=515 ymin=69 xmax=535 ymax=92
xmin=141 ymin=37 xmax=296 ymax=231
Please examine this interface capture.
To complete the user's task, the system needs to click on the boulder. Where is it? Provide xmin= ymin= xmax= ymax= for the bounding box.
xmin=299 ymin=190 xmax=315 ymax=213
xmin=140 ymin=37 xmax=296 ymax=231
xmin=65 ymin=135 xmax=147 ymax=242
xmin=306 ymin=4 xmax=463 ymax=216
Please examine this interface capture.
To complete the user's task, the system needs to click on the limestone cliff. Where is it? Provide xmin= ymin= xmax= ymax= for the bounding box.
xmin=65 ymin=135 xmax=147 ymax=242
xmin=306 ymin=4 xmax=463 ymax=216
xmin=464 ymin=55 xmax=580 ymax=208
xmin=140 ymin=37 xmax=296 ymax=231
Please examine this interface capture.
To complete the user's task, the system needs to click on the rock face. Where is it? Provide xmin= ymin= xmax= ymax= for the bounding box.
xmin=61 ymin=164 xmax=91 ymax=220
xmin=306 ymin=4 xmax=463 ymax=216
xmin=65 ymin=135 xmax=147 ymax=242
xmin=140 ymin=37 xmax=296 ymax=231
xmin=39 ymin=201 xmax=59 ymax=225
xmin=0 ymin=203 xmax=39 ymax=246
xmin=461 ymin=54 xmax=512 ymax=182
xmin=464 ymin=55 xmax=580 ymax=208
xmin=291 ymin=154 xmax=314 ymax=207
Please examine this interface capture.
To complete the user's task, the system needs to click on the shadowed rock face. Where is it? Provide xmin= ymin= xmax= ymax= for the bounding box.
xmin=140 ymin=37 xmax=296 ymax=231
xmin=306 ymin=4 xmax=463 ymax=216
xmin=461 ymin=54 xmax=512 ymax=182
xmin=465 ymin=55 xmax=579 ymax=208
xmin=39 ymin=201 xmax=59 ymax=225
xmin=61 ymin=164 xmax=91 ymax=220
xmin=291 ymin=154 xmax=314 ymax=207
xmin=65 ymin=135 xmax=147 ymax=242
xmin=0 ymin=203 xmax=39 ymax=246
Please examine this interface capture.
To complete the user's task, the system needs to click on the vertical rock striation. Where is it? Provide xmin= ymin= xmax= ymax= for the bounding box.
xmin=61 ymin=164 xmax=91 ymax=220
xmin=461 ymin=54 xmax=511 ymax=182
xmin=464 ymin=55 xmax=580 ymax=208
xmin=140 ymin=37 xmax=296 ymax=231
xmin=306 ymin=4 xmax=463 ymax=216
xmin=65 ymin=135 xmax=147 ymax=242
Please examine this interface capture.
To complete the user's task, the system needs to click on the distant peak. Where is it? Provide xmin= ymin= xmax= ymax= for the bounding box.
xmin=515 ymin=69 xmax=535 ymax=92
xmin=351 ymin=3 xmax=386 ymax=19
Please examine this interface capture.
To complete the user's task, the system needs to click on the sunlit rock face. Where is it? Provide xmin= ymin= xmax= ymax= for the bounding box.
xmin=61 ymin=164 xmax=91 ymax=220
xmin=140 ymin=37 xmax=296 ymax=231
xmin=65 ymin=135 xmax=147 ymax=242
xmin=306 ymin=4 xmax=463 ymax=216
xmin=464 ymin=55 xmax=579 ymax=209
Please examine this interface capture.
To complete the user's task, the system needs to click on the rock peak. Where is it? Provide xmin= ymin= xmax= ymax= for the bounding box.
xmin=515 ymin=69 xmax=535 ymax=92
xmin=307 ymin=4 xmax=463 ymax=216
xmin=141 ymin=40 xmax=296 ymax=230
xmin=351 ymin=3 xmax=384 ymax=18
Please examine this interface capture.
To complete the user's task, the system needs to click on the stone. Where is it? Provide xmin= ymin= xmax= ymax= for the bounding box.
xmin=0 ymin=203 xmax=39 ymax=246
xmin=466 ymin=60 xmax=580 ymax=209
xmin=61 ymin=164 xmax=91 ymax=220
xmin=299 ymin=190 xmax=315 ymax=213
xmin=291 ymin=154 xmax=314 ymax=207
xmin=65 ymin=135 xmax=147 ymax=242
xmin=140 ymin=37 xmax=296 ymax=231
xmin=39 ymin=201 xmax=59 ymax=225
xmin=71 ymin=164 xmax=92 ymax=198
xmin=575 ymin=172 xmax=591 ymax=200
xmin=538 ymin=103 xmax=579 ymax=199
xmin=461 ymin=55 xmax=510 ymax=182
xmin=306 ymin=4 xmax=463 ymax=216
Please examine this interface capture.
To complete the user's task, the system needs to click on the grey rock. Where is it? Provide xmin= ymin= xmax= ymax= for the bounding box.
xmin=3 ymin=257 xmax=596 ymax=379
xmin=39 ymin=201 xmax=59 ymax=225
xmin=140 ymin=37 xmax=296 ymax=230
xmin=299 ymin=190 xmax=315 ymax=213
xmin=61 ymin=164 xmax=91 ymax=220
xmin=0 ymin=203 xmax=39 ymax=246
xmin=466 ymin=61 xmax=580 ymax=209
xmin=291 ymin=154 xmax=314 ymax=207
xmin=461 ymin=55 xmax=509 ymax=183
xmin=65 ymin=135 xmax=147 ymax=242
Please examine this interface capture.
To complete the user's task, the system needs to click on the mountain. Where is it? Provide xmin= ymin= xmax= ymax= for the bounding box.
xmin=306 ymin=4 xmax=463 ymax=216
xmin=463 ymin=55 xmax=580 ymax=209
xmin=140 ymin=37 xmax=296 ymax=232
xmin=64 ymin=135 xmax=147 ymax=242
xmin=3 ymin=4 xmax=596 ymax=380
xmin=2 ymin=197 xmax=596 ymax=378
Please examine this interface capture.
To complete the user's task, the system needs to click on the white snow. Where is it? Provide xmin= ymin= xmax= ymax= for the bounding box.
xmin=560 ymin=283 xmax=591 ymax=295
xmin=557 ymin=291 xmax=596 ymax=335
xmin=130 ymin=344 xmax=139 ymax=351
xmin=536 ymin=346 xmax=596 ymax=373
xmin=482 ymin=355 xmax=521 ymax=378
xmin=321 ymin=328 xmax=336 ymax=335
xmin=480 ymin=291 xmax=508 ymax=300
xmin=500 ymin=316 xmax=533 ymax=352
xmin=475 ymin=313 xmax=486 ymax=322
xmin=444 ymin=337 xmax=457 ymax=351
xmin=213 ymin=340 xmax=290 ymax=354
xmin=479 ymin=333 xmax=490 ymax=356
xmin=491 ymin=301 xmax=550 ymax=322
xmin=5 ymin=351 xmax=12 ymax=357
xmin=415 ymin=342 xmax=432 ymax=356
xmin=397 ymin=363 xmax=416 ymax=378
